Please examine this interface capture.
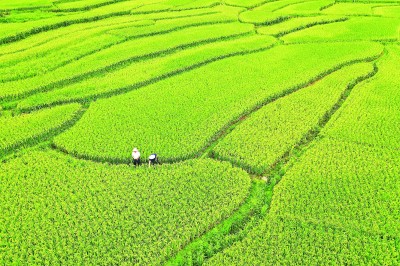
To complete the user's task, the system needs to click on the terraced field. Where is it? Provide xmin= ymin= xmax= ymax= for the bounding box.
xmin=1 ymin=0 xmax=399 ymax=264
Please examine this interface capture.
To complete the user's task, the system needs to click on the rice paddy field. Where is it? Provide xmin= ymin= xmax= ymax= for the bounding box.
xmin=0 ymin=0 xmax=399 ymax=264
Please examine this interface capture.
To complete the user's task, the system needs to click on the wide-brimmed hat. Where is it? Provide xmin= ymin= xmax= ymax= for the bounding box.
xmin=133 ymin=148 xmax=138 ymax=152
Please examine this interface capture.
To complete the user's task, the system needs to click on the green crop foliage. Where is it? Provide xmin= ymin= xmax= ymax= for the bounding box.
xmin=253 ymin=0 xmax=315 ymax=12
xmin=207 ymin=137 xmax=400 ymax=265
xmin=1 ymin=0 xmax=399 ymax=264
xmin=0 ymin=103 xmax=80 ymax=155
xmin=374 ymin=5 xmax=400 ymax=17
xmin=0 ymin=8 xmax=234 ymax=57
xmin=207 ymin=214 xmax=400 ymax=265
xmin=269 ymin=138 xmax=400 ymax=239
xmin=53 ymin=0 xmax=126 ymax=11
xmin=0 ymin=11 xmax=240 ymax=100
xmin=322 ymin=45 xmax=400 ymax=148
xmin=0 ymin=9 xmax=238 ymax=83
xmin=0 ymin=1 xmax=228 ymax=44
xmin=0 ymin=0 xmax=53 ymax=10
xmin=321 ymin=3 xmax=394 ymax=16
xmin=17 ymin=34 xmax=275 ymax=110
xmin=212 ymin=62 xmax=375 ymax=174
xmin=53 ymin=42 xmax=383 ymax=163
xmin=282 ymin=17 xmax=400 ymax=43
xmin=274 ymin=0 xmax=333 ymax=14
xmin=0 ymin=150 xmax=251 ymax=265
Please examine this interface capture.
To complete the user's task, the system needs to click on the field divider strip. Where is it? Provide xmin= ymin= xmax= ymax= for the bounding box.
xmin=273 ymin=17 xmax=349 ymax=38
xmin=319 ymin=1 xmax=336 ymax=11
xmin=164 ymin=178 xmax=273 ymax=266
xmin=51 ymin=0 xmax=131 ymax=13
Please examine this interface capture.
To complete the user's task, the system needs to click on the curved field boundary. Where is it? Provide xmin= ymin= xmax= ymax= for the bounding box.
xmin=4 ymin=25 xmax=250 ymax=106
xmin=268 ymin=0 xmax=319 ymax=13
xmin=320 ymin=1 xmax=336 ymax=10
xmin=48 ymin=50 xmax=381 ymax=167
xmin=198 ymin=53 xmax=382 ymax=163
xmin=52 ymin=0 xmax=131 ymax=12
xmin=0 ymin=18 xmax=236 ymax=87
xmin=0 ymin=105 xmax=87 ymax=159
xmin=21 ymin=50 xmax=381 ymax=266
xmin=0 ymin=5 xmax=52 ymax=12
xmin=166 ymin=57 xmax=381 ymax=266
xmin=15 ymin=36 xmax=274 ymax=113
xmin=0 ymin=10 xmax=131 ymax=45
xmin=0 ymin=7 xmax=220 ymax=45
xmin=0 ymin=10 xmax=222 ymax=58
xmin=273 ymin=17 xmax=348 ymax=37
xmin=165 ymin=179 xmax=272 ymax=265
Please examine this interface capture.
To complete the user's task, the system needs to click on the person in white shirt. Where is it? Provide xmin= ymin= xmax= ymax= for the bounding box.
xmin=132 ymin=147 xmax=141 ymax=167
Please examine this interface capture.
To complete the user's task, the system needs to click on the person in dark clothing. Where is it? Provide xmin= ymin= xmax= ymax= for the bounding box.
xmin=148 ymin=153 xmax=158 ymax=167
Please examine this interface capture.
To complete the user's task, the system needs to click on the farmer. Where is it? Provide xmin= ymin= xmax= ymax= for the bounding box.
xmin=148 ymin=153 xmax=158 ymax=167
xmin=132 ymin=147 xmax=141 ymax=167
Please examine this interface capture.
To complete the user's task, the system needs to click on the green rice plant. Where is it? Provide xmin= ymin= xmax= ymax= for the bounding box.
xmin=171 ymin=0 xmax=221 ymax=10
xmin=268 ymin=138 xmax=400 ymax=239
xmin=0 ymin=103 xmax=81 ymax=155
xmin=322 ymin=2 xmax=394 ymax=15
xmin=0 ymin=20 xmax=248 ymax=83
xmin=206 ymin=137 xmax=400 ymax=265
xmin=207 ymin=213 xmax=400 ymax=265
xmin=322 ymin=45 xmax=400 ymax=149
xmin=0 ymin=12 xmax=240 ymax=100
xmin=257 ymin=15 xmax=347 ymax=36
xmin=0 ymin=19 xmax=153 ymax=74
xmin=0 ymin=14 xmax=144 ymax=56
xmin=273 ymin=0 xmax=334 ymax=14
xmin=0 ymin=32 xmax=123 ymax=82
xmin=373 ymin=5 xmax=400 ymax=17
xmin=52 ymin=42 xmax=383 ymax=163
xmin=253 ymin=0 xmax=317 ymax=12
xmin=0 ymin=0 xmax=52 ymax=10
xmin=0 ymin=9 xmax=64 ymax=23
xmin=16 ymin=34 xmax=272 ymax=111
xmin=0 ymin=7 xmax=234 ymax=57
xmin=0 ymin=1 xmax=227 ymax=44
xmin=0 ymin=150 xmax=251 ymax=265
xmin=53 ymin=0 xmax=127 ymax=12
xmin=0 ymin=0 xmax=142 ymax=41
xmin=0 ymin=6 xmax=240 ymax=82
xmin=212 ymin=63 xmax=375 ymax=174
xmin=282 ymin=17 xmax=400 ymax=43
